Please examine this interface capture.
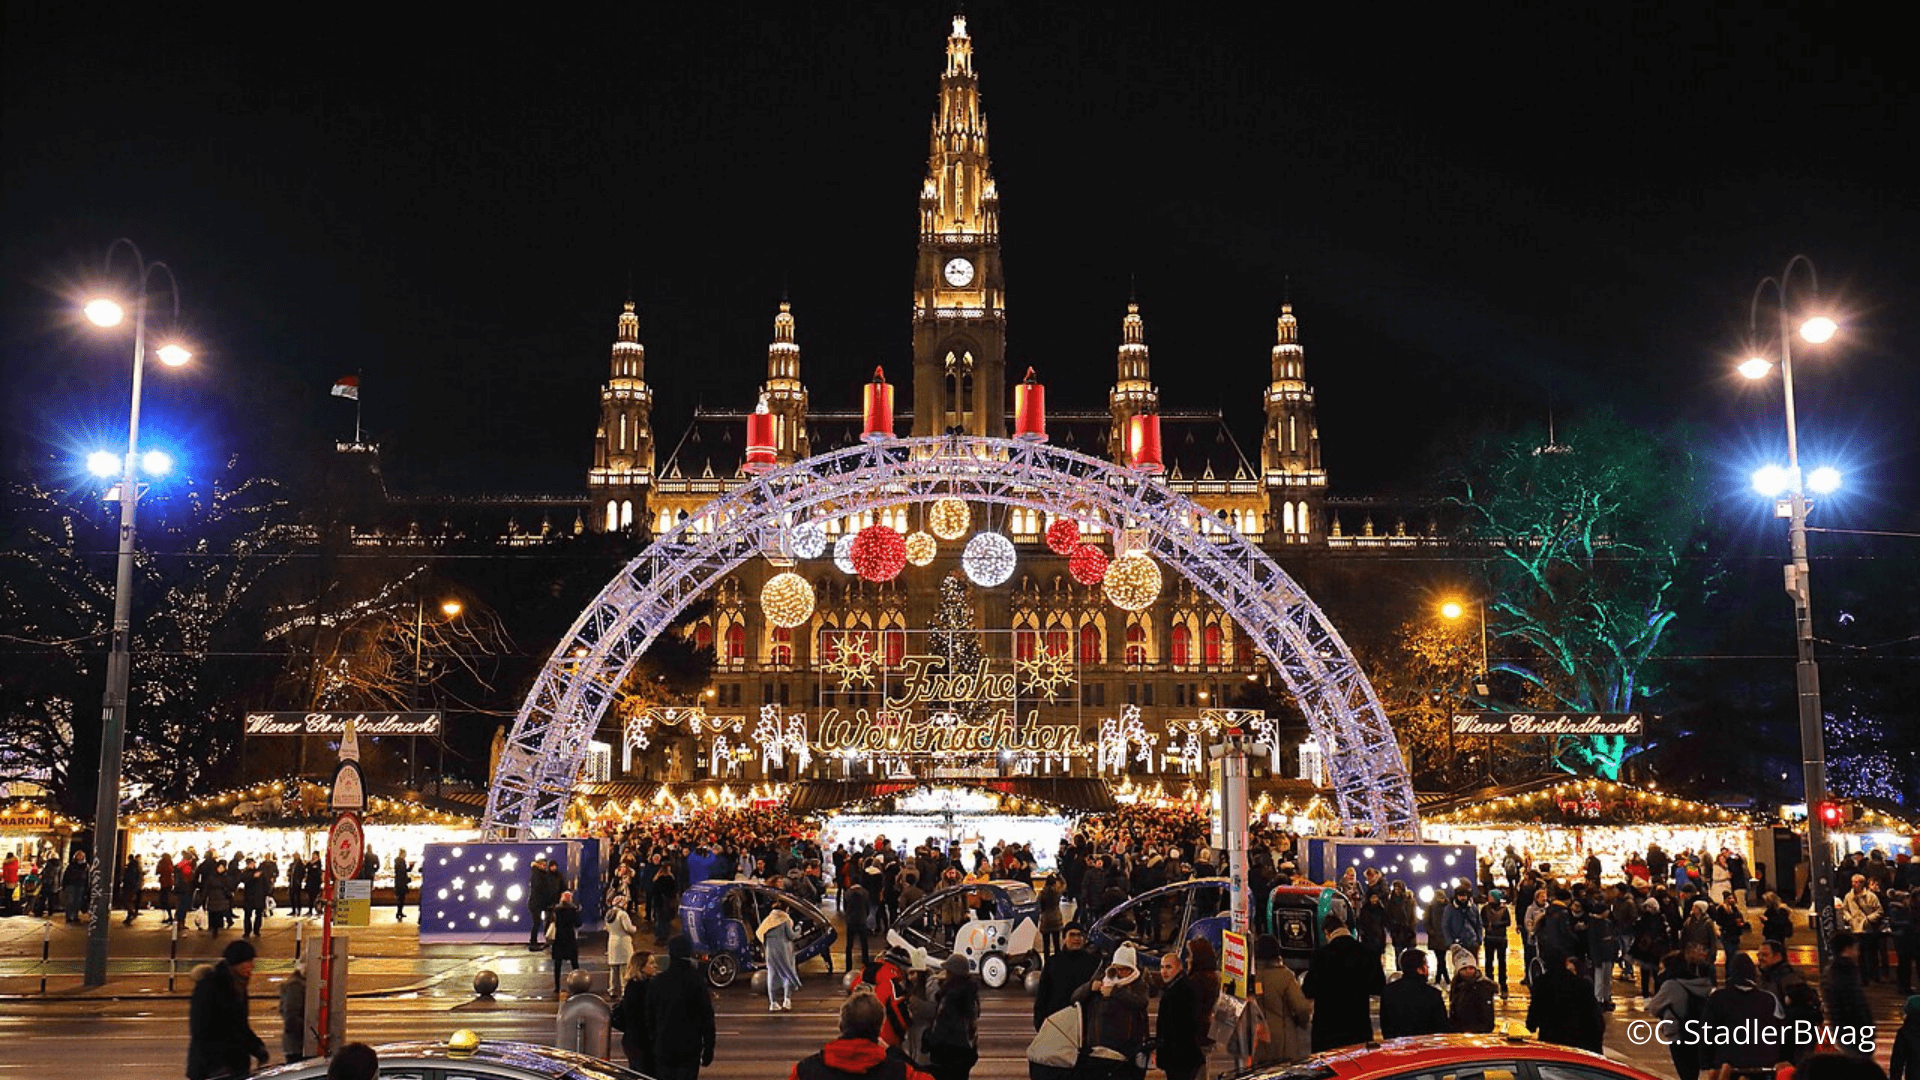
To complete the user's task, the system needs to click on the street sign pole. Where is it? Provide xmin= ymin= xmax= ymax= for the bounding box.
xmin=318 ymin=721 xmax=365 ymax=1059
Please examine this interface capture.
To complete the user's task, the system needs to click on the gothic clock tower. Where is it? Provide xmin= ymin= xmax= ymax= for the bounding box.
xmin=912 ymin=14 xmax=1007 ymax=438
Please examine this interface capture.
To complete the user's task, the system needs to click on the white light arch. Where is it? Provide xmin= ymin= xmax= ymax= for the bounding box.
xmin=484 ymin=436 xmax=1418 ymax=838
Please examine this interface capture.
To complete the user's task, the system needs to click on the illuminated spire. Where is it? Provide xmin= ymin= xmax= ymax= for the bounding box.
xmin=920 ymin=13 xmax=998 ymax=239
xmin=1271 ymin=302 xmax=1301 ymax=383
xmin=761 ymin=300 xmax=809 ymax=462
xmin=1109 ymin=301 xmax=1159 ymax=461
xmin=589 ymin=299 xmax=654 ymax=532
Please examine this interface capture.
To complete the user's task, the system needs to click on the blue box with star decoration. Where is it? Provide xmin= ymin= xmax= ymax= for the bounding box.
xmin=1305 ymin=838 xmax=1481 ymax=909
xmin=420 ymin=839 xmax=603 ymax=943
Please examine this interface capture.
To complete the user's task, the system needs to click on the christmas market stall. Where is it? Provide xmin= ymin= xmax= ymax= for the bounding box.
xmin=0 ymin=799 xmax=78 ymax=865
xmin=1422 ymin=777 xmax=1754 ymax=883
xmin=123 ymin=779 xmax=479 ymax=895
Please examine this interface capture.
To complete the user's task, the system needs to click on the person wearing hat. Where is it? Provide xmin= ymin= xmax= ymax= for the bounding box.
xmin=1073 ymin=943 xmax=1149 ymax=1078
xmin=1889 ymin=992 xmax=1920 ymax=1080
xmin=1479 ymin=888 xmax=1512 ymax=997
xmin=1250 ymin=933 xmax=1311 ymax=1065
xmin=924 ymin=954 xmax=980 ymax=1080
xmin=1447 ymin=945 xmax=1497 ymax=1033
xmin=645 ymin=935 xmax=716 ymax=1080
xmin=186 ymin=939 xmax=269 ymax=1079
xmin=1032 ymin=922 xmax=1102 ymax=1029
xmin=1304 ymin=914 xmax=1383 ymax=1052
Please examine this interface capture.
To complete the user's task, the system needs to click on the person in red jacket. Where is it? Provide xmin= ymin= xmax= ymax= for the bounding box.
xmin=790 ymin=988 xmax=932 ymax=1080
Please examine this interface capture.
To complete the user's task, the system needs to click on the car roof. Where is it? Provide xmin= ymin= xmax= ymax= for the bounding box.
xmin=254 ymin=1039 xmax=645 ymax=1080
xmin=1280 ymin=1035 xmax=1662 ymax=1080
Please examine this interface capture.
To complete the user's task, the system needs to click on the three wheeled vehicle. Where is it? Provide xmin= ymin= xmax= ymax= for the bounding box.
xmin=1087 ymin=876 xmax=1239 ymax=983
xmin=677 ymin=879 xmax=837 ymax=988
xmin=1265 ymin=883 xmax=1338 ymax=970
xmin=885 ymin=879 xmax=1039 ymax=989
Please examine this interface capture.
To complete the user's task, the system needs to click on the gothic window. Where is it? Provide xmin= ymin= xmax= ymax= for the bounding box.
xmin=1282 ymin=502 xmax=1296 ymax=535
xmin=694 ymin=622 xmax=714 ymax=654
xmin=605 ymin=501 xmax=619 ymax=533
xmin=1079 ymin=622 xmax=1103 ymax=666
xmin=1171 ymin=623 xmax=1192 ymax=667
xmin=770 ymin=626 xmax=793 ymax=667
xmin=1015 ymin=627 xmax=1036 ymax=662
xmin=1125 ymin=622 xmax=1146 ymax=666
xmin=619 ymin=413 xmax=628 ymax=451
xmin=1299 ymin=503 xmax=1310 ymax=537
xmin=1045 ymin=623 xmax=1070 ymax=658
xmin=621 ymin=500 xmax=634 ymax=529
xmin=1203 ymin=623 xmax=1223 ymax=667
xmin=883 ymin=625 xmax=906 ymax=667
xmin=725 ymin=623 xmax=746 ymax=664
xmin=1289 ymin=414 xmax=1297 ymax=452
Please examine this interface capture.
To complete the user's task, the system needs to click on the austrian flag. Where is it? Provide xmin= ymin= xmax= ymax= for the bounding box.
xmin=330 ymin=375 xmax=360 ymax=400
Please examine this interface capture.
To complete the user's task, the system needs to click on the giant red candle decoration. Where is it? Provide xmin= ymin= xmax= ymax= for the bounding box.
xmin=1013 ymin=367 xmax=1047 ymax=442
xmin=1128 ymin=414 xmax=1164 ymax=473
xmin=862 ymin=367 xmax=894 ymax=443
xmin=744 ymin=395 xmax=777 ymax=474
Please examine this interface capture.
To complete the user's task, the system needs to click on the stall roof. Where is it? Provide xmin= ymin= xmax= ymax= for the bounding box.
xmin=1424 ymin=777 xmax=1747 ymax=827
xmin=125 ymin=779 xmax=476 ymax=828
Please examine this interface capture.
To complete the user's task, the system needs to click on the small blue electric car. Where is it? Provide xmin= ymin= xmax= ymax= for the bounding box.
xmin=677 ymin=880 xmax=838 ymax=988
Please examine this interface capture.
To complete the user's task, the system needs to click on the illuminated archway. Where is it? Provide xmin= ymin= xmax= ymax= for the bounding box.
xmin=485 ymin=437 xmax=1418 ymax=838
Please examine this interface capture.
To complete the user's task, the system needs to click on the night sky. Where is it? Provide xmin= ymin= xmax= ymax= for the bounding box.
xmin=5 ymin=3 xmax=1915 ymax=520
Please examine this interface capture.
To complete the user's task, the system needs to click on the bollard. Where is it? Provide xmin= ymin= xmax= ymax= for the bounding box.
xmin=294 ymin=919 xmax=305 ymax=962
xmin=41 ymin=923 xmax=51 ymax=995
xmin=168 ymin=920 xmax=180 ymax=992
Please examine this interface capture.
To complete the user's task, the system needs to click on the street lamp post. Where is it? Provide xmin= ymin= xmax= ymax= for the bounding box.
xmin=410 ymin=596 xmax=462 ymax=791
xmin=83 ymin=239 xmax=190 ymax=987
xmin=1441 ymin=599 xmax=1493 ymax=785
xmin=1742 ymin=254 xmax=1838 ymax=962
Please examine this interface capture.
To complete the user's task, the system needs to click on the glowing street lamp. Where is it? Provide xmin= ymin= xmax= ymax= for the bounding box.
xmin=1740 ymin=254 xmax=1839 ymax=962
xmin=81 ymin=239 xmax=189 ymax=987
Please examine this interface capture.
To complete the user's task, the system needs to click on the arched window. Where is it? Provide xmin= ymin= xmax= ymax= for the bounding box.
xmin=883 ymin=626 xmax=906 ymax=667
xmin=606 ymin=501 xmax=619 ymax=533
xmin=770 ymin=626 xmax=792 ymax=667
xmin=1171 ymin=623 xmax=1191 ymax=667
xmin=657 ymin=508 xmax=673 ymax=532
xmin=619 ymin=413 xmax=628 ymax=451
xmin=1282 ymin=501 xmax=1296 ymax=535
xmin=1298 ymin=503 xmax=1310 ymax=537
xmin=621 ymin=500 xmax=634 ymax=528
xmin=1079 ymin=622 xmax=1103 ymax=666
xmin=694 ymin=623 xmax=714 ymax=654
xmin=1203 ymin=624 xmax=1223 ymax=667
xmin=1045 ymin=625 xmax=1070 ymax=658
xmin=725 ymin=622 xmax=746 ymax=664
xmin=1015 ymin=627 xmax=1037 ymax=662
xmin=1288 ymin=414 xmax=1297 ymax=452
xmin=1125 ymin=622 xmax=1146 ymax=666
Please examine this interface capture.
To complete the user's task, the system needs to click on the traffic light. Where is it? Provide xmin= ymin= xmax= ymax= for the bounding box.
xmin=1817 ymin=801 xmax=1845 ymax=828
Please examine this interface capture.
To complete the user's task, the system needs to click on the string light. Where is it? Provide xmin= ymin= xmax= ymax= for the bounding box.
xmin=1103 ymin=551 xmax=1162 ymax=611
xmin=832 ymin=533 xmax=857 ymax=575
xmin=761 ymin=571 xmax=817 ymax=628
xmin=962 ymin=531 xmax=1016 ymax=586
xmin=904 ymin=530 xmax=938 ymax=566
xmin=788 ymin=520 xmax=827 ymax=559
xmin=928 ymin=497 xmax=971 ymax=540
xmin=850 ymin=524 xmax=907 ymax=582
xmin=1068 ymin=543 xmax=1109 ymax=585
xmin=1044 ymin=518 xmax=1081 ymax=555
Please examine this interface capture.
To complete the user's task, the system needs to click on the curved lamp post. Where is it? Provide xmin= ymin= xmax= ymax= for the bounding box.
xmin=82 ymin=238 xmax=191 ymax=986
xmin=1741 ymin=254 xmax=1839 ymax=963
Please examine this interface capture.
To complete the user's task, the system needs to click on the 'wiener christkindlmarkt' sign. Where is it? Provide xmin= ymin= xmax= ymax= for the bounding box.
xmin=244 ymin=711 xmax=443 ymax=737
xmin=1451 ymin=712 xmax=1644 ymax=737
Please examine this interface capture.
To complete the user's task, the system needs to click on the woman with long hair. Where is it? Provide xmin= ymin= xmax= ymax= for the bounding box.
xmin=925 ymin=955 xmax=980 ymax=1080
xmin=614 ymin=951 xmax=656 ymax=1074
xmin=759 ymin=905 xmax=801 ymax=1011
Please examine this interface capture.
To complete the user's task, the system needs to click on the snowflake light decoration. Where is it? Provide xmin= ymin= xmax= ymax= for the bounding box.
xmin=821 ymin=631 xmax=879 ymax=690
xmin=1015 ymin=639 xmax=1076 ymax=702
xmin=753 ymin=704 xmax=786 ymax=771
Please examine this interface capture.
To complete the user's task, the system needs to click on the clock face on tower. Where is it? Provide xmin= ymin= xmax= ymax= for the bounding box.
xmin=943 ymin=257 xmax=975 ymax=287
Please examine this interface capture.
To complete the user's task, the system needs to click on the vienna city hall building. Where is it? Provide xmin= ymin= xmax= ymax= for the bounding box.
xmin=545 ymin=14 xmax=1449 ymax=819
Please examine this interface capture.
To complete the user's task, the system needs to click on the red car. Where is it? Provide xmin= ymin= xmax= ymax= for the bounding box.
xmin=1231 ymin=1034 xmax=1667 ymax=1080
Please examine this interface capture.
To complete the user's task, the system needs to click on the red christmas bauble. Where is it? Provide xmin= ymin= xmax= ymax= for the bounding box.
xmin=1044 ymin=518 xmax=1082 ymax=555
xmin=1068 ymin=543 xmax=1109 ymax=585
xmin=849 ymin=524 xmax=907 ymax=582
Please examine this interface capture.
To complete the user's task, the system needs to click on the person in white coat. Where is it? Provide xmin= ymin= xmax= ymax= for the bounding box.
xmin=606 ymin=898 xmax=637 ymax=1005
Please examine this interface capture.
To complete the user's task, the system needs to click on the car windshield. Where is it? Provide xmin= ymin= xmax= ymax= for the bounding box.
xmin=455 ymin=1042 xmax=651 ymax=1080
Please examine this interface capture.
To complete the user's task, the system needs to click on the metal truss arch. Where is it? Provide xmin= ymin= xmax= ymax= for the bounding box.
xmin=484 ymin=436 xmax=1419 ymax=839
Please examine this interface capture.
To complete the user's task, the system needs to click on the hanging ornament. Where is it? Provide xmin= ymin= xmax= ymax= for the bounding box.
xmin=904 ymin=530 xmax=938 ymax=566
xmin=962 ymin=532 xmax=1016 ymax=587
xmin=788 ymin=520 xmax=827 ymax=560
xmin=832 ymin=533 xmax=857 ymax=575
xmin=1103 ymin=551 xmax=1162 ymax=611
xmin=1013 ymin=367 xmax=1048 ymax=442
xmin=850 ymin=524 xmax=907 ymax=582
xmin=760 ymin=572 xmax=816 ymax=628
xmin=744 ymin=394 xmax=777 ymax=474
xmin=1069 ymin=543 xmax=1109 ymax=586
xmin=862 ymin=367 xmax=895 ymax=442
xmin=1044 ymin=518 xmax=1082 ymax=555
xmin=928 ymin=497 xmax=971 ymax=540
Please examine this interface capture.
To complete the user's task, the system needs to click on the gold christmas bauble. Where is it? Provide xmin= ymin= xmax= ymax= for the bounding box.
xmin=761 ymin=571 xmax=817 ymax=628
xmin=928 ymin=497 xmax=971 ymax=540
xmin=904 ymin=530 xmax=938 ymax=566
xmin=1102 ymin=552 xmax=1162 ymax=612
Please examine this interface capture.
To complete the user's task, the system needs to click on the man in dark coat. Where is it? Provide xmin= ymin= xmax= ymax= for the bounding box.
xmin=1525 ymin=949 xmax=1605 ymax=1053
xmin=1701 ymin=954 xmax=1785 ymax=1071
xmin=1155 ymin=951 xmax=1206 ymax=1080
xmin=186 ymin=939 xmax=269 ymax=1080
xmin=1380 ymin=947 xmax=1450 ymax=1037
xmin=1823 ymin=932 xmax=1874 ymax=1060
xmin=1303 ymin=915 xmax=1384 ymax=1051
xmin=392 ymin=849 xmax=412 ymax=921
xmin=646 ymin=934 xmax=717 ymax=1080
xmin=1758 ymin=938 xmax=1822 ymax=1063
xmin=841 ymin=879 xmax=872 ymax=970
xmin=1031 ymin=924 xmax=1102 ymax=1028
xmin=302 ymin=855 xmax=321 ymax=917
xmin=527 ymin=856 xmax=557 ymax=950
xmin=240 ymin=859 xmax=268 ymax=937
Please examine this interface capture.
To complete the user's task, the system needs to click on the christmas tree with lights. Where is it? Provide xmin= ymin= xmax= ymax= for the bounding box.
xmin=925 ymin=573 xmax=989 ymax=724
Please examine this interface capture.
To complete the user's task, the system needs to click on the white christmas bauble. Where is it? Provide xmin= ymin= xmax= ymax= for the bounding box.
xmin=832 ymin=532 xmax=857 ymax=575
xmin=788 ymin=520 xmax=827 ymax=560
xmin=962 ymin=532 xmax=1016 ymax=587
